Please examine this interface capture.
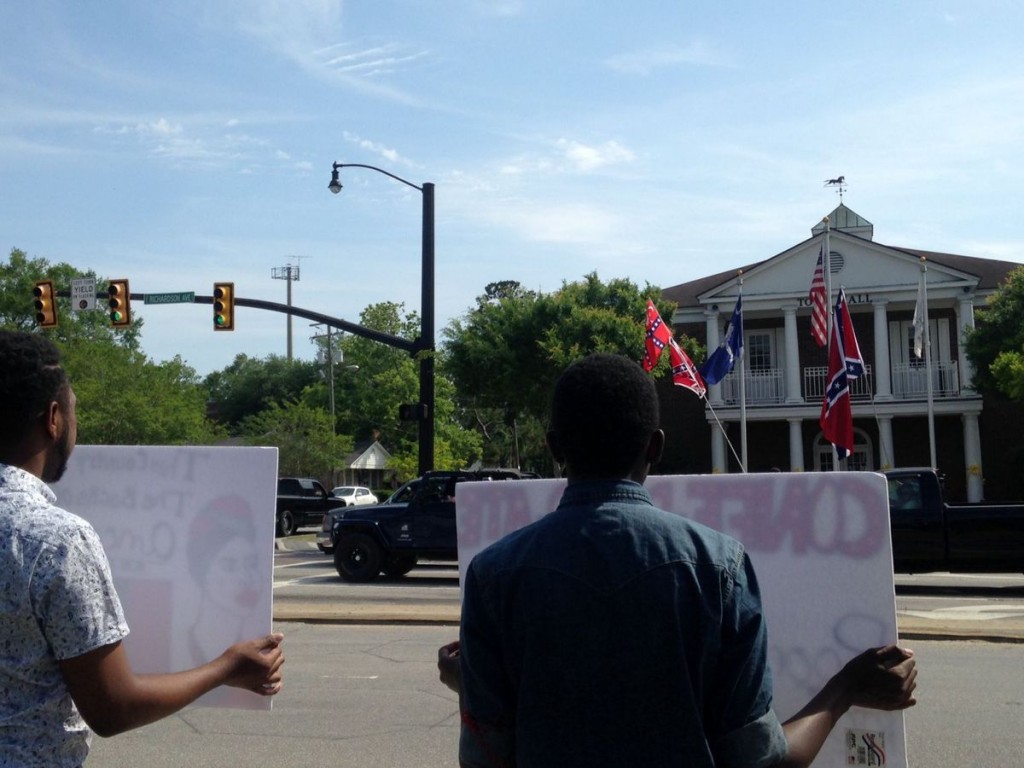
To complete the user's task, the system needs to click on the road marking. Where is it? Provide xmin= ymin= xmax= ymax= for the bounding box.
xmin=901 ymin=604 xmax=1024 ymax=621
xmin=320 ymin=675 xmax=379 ymax=680
xmin=273 ymin=559 xmax=327 ymax=569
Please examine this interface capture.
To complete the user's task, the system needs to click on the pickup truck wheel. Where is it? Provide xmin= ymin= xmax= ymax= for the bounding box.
xmin=334 ymin=534 xmax=382 ymax=582
xmin=382 ymin=554 xmax=417 ymax=578
xmin=277 ymin=509 xmax=297 ymax=537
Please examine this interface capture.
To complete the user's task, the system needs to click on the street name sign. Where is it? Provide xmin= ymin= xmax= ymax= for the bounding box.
xmin=144 ymin=291 xmax=196 ymax=305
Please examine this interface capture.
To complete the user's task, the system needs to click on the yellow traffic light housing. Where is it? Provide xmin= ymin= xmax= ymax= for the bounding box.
xmin=213 ymin=282 xmax=235 ymax=331
xmin=33 ymin=281 xmax=58 ymax=328
xmin=107 ymin=279 xmax=131 ymax=327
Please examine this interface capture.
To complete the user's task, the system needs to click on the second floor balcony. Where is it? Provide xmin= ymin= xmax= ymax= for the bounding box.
xmin=715 ymin=360 xmax=962 ymax=406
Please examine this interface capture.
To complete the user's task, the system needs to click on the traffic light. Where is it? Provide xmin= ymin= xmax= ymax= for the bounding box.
xmin=399 ymin=403 xmax=425 ymax=421
xmin=33 ymin=281 xmax=58 ymax=328
xmin=107 ymin=280 xmax=131 ymax=327
xmin=213 ymin=282 xmax=235 ymax=331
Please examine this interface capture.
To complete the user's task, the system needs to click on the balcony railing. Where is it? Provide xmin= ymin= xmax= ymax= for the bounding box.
xmin=890 ymin=361 xmax=960 ymax=398
xmin=712 ymin=361 xmax=960 ymax=406
xmin=803 ymin=365 xmax=875 ymax=402
xmin=720 ymin=368 xmax=785 ymax=404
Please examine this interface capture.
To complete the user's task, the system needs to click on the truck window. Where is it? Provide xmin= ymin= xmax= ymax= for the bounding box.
xmin=889 ymin=478 xmax=922 ymax=511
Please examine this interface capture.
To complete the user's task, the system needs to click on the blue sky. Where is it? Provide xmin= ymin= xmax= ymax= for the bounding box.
xmin=3 ymin=1 xmax=1023 ymax=375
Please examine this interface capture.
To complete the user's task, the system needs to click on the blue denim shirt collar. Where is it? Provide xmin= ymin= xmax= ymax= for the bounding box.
xmin=556 ymin=478 xmax=652 ymax=510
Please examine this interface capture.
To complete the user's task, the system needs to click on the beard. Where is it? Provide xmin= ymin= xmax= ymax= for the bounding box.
xmin=43 ymin=421 xmax=73 ymax=483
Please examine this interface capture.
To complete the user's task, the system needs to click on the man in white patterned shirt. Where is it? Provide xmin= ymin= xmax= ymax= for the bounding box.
xmin=0 ymin=330 xmax=285 ymax=767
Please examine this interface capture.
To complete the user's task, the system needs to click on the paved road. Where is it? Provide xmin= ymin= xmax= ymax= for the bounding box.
xmin=86 ymin=629 xmax=1024 ymax=767
xmin=275 ymin=535 xmax=1024 ymax=641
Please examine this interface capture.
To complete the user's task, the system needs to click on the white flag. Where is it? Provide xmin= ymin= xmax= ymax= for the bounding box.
xmin=912 ymin=272 xmax=927 ymax=357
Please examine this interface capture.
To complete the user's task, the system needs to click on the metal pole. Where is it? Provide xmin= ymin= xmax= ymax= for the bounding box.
xmin=286 ymin=266 xmax=294 ymax=361
xmin=921 ymin=259 xmax=937 ymax=469
xmin=328 ymin=162 xmax=435 ymax=476
xmin=419 ymin=182 xmax=436 ymax=475
xmin=327 ymin=326 xmax=335 ymax=431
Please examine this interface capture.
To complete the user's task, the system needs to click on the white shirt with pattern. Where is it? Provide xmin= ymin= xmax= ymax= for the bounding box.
xmin=0 ymin=464 xmax=130 ymax=767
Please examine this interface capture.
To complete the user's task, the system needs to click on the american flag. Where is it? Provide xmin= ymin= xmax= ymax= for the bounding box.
xmin=809 ymin=245 xmax=828 ymax=347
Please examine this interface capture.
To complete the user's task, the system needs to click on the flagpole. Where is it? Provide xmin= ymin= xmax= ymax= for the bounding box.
xmin=819 ymin=215 xmax=835 ymax=468
xmin=705 ymin=396 xmax=746 ymax=472
xmin=737 ymin=271 xmax=747 ymax=472
xmin=920 ymin=257 xmax=937 ymax=468
xmin=823 ymin=217 xmax=833 ymax=341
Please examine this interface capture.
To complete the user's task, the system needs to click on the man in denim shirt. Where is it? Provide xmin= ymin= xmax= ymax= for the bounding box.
xmin=452 ymin=353 xmax=917 ymax=768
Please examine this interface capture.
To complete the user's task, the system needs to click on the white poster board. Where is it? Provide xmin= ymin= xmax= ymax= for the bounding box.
xmin=51 ymin=445 xmax=278 ymax=710
xmin=456 ymin=472 xmax=905 ymax=768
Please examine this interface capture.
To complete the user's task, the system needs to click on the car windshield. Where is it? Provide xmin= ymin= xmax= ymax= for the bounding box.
xmin=332 ymin=487 xmax=355 ymax=498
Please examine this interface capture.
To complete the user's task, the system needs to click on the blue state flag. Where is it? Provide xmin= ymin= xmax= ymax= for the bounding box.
xmin=700 ymin=295 xmax=743 ymax=386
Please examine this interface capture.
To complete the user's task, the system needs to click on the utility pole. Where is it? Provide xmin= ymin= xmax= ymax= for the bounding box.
xmin=272 ymin=261 xmax=302 ymax=361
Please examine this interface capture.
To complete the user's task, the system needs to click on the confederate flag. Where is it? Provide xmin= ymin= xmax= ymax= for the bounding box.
xmin=643 ymin=299 xmax=672 ymax=372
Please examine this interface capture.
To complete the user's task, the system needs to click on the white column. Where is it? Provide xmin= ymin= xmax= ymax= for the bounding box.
xmin=711 ymin=425 xmax=727 ymax=473
xmin=963 ymin=412 xmax=984 ymax=502
xmin=957 ymin=295 xmax=977 ymax=392
xmin=877 ymin=416 xmax=895 ymax=471
xmin=872 ymin=299 xmax=893 ymax=400
xmin=788 ymin=418 xmax=804 ymax=471
xmin=783 ymin=306 xmax=802 ymax=403
xmin=705 ymin=308 xmax=723 ymax=405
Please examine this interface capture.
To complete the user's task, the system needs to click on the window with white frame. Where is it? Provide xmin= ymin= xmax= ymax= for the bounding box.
xmin=814 ymin=428 xmax=873 ymax=472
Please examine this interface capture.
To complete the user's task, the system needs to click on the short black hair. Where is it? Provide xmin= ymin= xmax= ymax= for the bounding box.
xmin=0 ymin=330 xmax=69 ymax=444
xmin=549 ymin=353 xmax=659 ymax=476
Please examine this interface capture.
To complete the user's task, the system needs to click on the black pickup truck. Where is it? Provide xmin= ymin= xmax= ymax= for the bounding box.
xmin=316 ymin=469 xmax=536 ymax=581
xmin=276 ymin=477 xmax=346 ymax=537
xmin=886 ymin=468 xmax=1024 ymax=573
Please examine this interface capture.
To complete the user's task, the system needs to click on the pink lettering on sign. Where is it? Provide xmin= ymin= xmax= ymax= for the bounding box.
xmin=649 ymin=474 xmax=886 ymax=560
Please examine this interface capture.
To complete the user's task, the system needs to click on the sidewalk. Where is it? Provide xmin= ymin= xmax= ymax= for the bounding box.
xmin=275 ymin=536 xmax=1024 ymax=642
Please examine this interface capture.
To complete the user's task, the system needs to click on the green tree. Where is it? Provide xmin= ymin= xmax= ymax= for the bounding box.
xmin=443 ymin=273 xmax=679 ymax=473
xmin=335 ymin=301 xmax=482 ymax=479
xmin=64 ymin=345 xmax=224 ymax=444
xmin=964 ymin=266 xmax=1024 ymax=400
xmin=240 ymin=400 xmax=353 ymax=478
xmin=204 ymin=354 xmax=321 ymax=428
xmin=1 ymin=247 xmax=143 ymax=348
xmin=2 ymin=248 xmax=221 ymax=445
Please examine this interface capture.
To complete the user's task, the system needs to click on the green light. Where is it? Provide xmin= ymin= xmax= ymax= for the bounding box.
xmin=110 ymin=310 xmax=123 ymax=323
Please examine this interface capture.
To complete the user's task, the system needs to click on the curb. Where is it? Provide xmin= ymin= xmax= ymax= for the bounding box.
xmin=274 ymin=539 xmax=1024 ymax=642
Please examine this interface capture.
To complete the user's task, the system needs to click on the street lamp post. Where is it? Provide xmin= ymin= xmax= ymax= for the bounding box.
xmin=328 ymin=162 xmax=435 ymax=475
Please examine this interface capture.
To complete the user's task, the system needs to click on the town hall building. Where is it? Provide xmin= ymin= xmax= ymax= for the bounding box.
xmin=659 ymin=204 xmax=1022 ymax=502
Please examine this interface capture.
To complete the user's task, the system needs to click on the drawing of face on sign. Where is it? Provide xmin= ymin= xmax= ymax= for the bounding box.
xmin=186 ymin=496 xmax=263 ymax=664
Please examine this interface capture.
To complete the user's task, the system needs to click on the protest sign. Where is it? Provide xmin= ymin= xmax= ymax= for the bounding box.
xmin=456 ymin=471 xmax=905 ymax=768
xmin=52 ymin=445 xmax=278 ymax=710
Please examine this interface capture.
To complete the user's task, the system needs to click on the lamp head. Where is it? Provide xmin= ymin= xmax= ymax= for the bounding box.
xmin=328 ymin=165 xmax=342 ymax=194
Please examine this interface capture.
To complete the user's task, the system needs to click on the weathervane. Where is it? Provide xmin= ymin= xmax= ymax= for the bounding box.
xmin=824 ymin=175 xmax=847 ymax=201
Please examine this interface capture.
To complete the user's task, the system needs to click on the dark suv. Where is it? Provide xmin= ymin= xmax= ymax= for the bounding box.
xmin=276 ymin=477 xmax=346 ymax=537
xmin=316 ymin=469 xmax=537 ymax=581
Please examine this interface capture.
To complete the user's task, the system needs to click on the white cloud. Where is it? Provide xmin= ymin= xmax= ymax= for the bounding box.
xmin=321 ymin=43 xmax=429 ymax=78
xmin=557 ymin=138 xmax=635 ymax=172
xmin=342 ymin=131 xmax=415 ymax=167
xmin=605 ymin=41 xmax=729 ymax=75
xmin=471 ymin=0 xmax=524 ymax=16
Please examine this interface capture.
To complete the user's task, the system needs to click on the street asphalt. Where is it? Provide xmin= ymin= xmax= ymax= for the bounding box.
xmin=274 ymin=536 xmax=1024 ymax=643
